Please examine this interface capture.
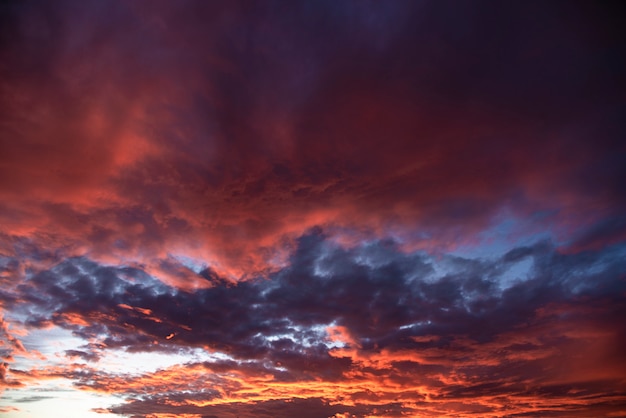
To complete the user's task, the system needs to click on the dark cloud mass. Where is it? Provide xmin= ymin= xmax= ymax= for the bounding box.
xmin=3 ymin=232 xmax=626 ymax=416
xmin=0 ymin=0 xmax=625 ymax=417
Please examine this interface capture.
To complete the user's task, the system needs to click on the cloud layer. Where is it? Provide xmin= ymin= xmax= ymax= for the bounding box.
xmin=1 ymin=0 xmax=624 ymax=277
xmin=1 ymin=0 xmax=625 ymax=417
xmin=2 ymin=231 xmax=626 ymax=416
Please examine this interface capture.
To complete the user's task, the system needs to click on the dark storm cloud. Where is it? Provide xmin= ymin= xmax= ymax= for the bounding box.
xmin=5 ymin=229 xmax=626 ymax=355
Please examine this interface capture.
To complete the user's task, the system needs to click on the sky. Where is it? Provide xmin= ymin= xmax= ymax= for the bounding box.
xmin=0 ymin=0 xmax=625 ymax=417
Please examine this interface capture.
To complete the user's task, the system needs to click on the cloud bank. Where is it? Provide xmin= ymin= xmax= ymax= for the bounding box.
xmin=0 ymin=0 xmax=624 ymax=417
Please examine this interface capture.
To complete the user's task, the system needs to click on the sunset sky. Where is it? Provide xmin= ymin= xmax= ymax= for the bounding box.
xmin=1 ymin=1 xmax=625 ymax=417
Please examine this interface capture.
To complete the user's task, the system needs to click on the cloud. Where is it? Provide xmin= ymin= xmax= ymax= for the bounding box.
xmin=2 ymin=230 xmax=625 ymax=416
xmin=109 ymin=397 xmax=387 ymax=418
xmin=64 ymin=349 xmax=100 ymax=362
xmin=1 ymin=1 xmax=625 ymax=416
xmin=0 ymin=0 xmax=624 ymax=279
xmin=13 ymin=395 xmax=54 ymax=403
